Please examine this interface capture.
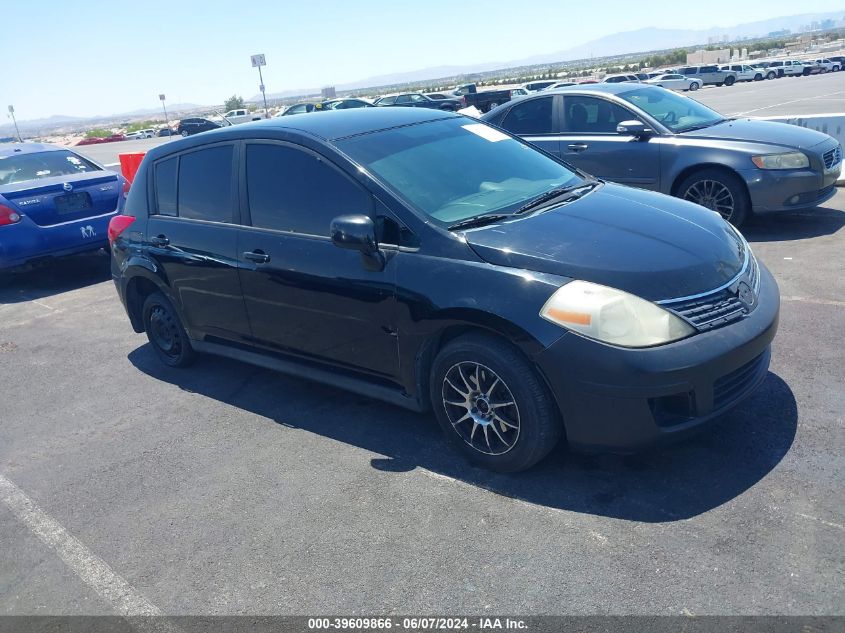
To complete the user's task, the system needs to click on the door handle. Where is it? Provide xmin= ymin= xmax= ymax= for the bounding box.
xmin=567 ymin=143 xmax=589 ymax=152
xmin=243 ymin=250 xmax=270 ymax=264
xmin=150 ymin=235 xmax=169 ymax=247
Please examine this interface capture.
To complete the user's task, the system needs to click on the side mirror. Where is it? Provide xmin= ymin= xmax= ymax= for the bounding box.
xmin=330 ymin=214 xmax=384 ymax=270
xmin=617 ymin=120 xmax=654 ymax=138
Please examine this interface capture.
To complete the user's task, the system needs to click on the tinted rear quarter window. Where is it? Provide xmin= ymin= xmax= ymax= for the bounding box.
xmin=246 ymin=144 xmax=369 ymax=236
xmin=177 ymin=145 xmax=234 ymax=222
xmin=155 ymin=157 xmax=178 ymax=216
xmin=501 ymin=97 xmax=554 ymax=135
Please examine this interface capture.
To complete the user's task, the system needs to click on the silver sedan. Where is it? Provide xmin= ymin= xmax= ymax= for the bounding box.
xmin=644 ymin=73 xmax=702 ymax=91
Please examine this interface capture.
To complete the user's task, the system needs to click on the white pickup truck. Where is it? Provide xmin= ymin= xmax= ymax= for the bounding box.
xmin=720 ymin=64 xmax=764 ymax=82
xmin=220 ymin=109 xmax=264 ymax=125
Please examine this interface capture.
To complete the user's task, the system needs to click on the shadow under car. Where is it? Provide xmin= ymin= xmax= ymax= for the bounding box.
xmin=129 ymin=344 xmax=797 ymax=523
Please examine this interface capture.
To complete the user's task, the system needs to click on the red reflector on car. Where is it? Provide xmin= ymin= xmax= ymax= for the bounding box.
xmin=0 ymin=204 xmax=22 ymax=226
xmin=108 ymin=215 xmax=135 ymax=245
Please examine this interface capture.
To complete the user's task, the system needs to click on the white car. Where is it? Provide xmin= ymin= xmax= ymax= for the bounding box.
xmin=720 ymin=64 xmax=764 ymax=82
xmin=644 ymin=73 xmax=702 ymax=91
xmin=123 ymin=129 xmax=155 ymax=140
xmin=517 ymin=80 xmax=558 ymax=93
xmin=541 ymin=81 xmax=577 ymax=91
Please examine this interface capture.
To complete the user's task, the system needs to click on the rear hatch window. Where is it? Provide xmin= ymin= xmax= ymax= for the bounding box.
xmin=0 ymin=150 xmax=119 ymax=226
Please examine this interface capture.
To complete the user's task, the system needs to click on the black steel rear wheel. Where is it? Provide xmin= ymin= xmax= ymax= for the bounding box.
xmin=142 ymin=292 xmax=196 ymax=368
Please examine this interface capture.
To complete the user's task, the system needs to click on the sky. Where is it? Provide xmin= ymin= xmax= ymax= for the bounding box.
xmin=2 ymin=0 xmax=841 ymax=121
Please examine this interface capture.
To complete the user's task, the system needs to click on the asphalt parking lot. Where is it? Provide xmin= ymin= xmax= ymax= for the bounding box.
xmin=1 ymin=179 xmax=843 ymax=616
xmin=692 ymin=71 xmax=845 ymax=116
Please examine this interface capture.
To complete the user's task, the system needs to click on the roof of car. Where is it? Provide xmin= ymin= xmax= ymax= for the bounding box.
xmin=148 ymin=108 xmax=457 ymax=161
xmin=0 ymin=142 xmax=65 ymax=157
xmin=544 ymin=82 xmax=649 ymax=96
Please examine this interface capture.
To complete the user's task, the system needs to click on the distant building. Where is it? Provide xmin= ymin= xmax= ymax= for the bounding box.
xmin=321 ymin=86 xmax=336 ymax=100
xmin=686 ymin=48 xmax=731 ymax=64
xmin=768 ymin=29 xmax=790 ymax=38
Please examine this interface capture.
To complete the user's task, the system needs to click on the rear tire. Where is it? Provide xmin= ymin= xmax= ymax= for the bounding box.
xmin=430 ymin=333 xmax=562 ymax=473
xmin=724 ymin=76 xmax=736 ymax=86
xmin=766 ymin=71 xmax=776 ymax=80
xmin=677 ymin=168 xmax=749 ymax=227
xmin=142 ymin=292 xmax=196 ymax=368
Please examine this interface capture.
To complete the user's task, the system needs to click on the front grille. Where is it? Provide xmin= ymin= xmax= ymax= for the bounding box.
xmin=665 ymin=290 xmax=746 ymax=331
xmin=712 ymin=351 xmax=768 ymax=410
xmin=823 ymin=145 xmax=842 ymax=170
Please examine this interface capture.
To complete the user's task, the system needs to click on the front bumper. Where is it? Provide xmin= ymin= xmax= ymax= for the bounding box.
xmin=740 ymin=162 xmax=840 ymax=214
xmin=534 ymin=263 xmax=780 ymax=452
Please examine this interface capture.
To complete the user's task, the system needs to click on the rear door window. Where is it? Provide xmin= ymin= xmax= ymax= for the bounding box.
xmin=156 ymin=145 xmax=235 ymax=222
xmin=245 ymin=143 xmax=370 ymax=236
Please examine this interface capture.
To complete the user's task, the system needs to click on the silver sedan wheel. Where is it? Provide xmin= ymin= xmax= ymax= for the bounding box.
xmin=442 ymin=362 xmax=520 ymax=456
xmin=683 ymin=179 xmax=735 ymax=221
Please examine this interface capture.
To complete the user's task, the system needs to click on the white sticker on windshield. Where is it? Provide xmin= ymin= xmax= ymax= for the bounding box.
xmin=462 ymin=123 xmax=509 ymax=143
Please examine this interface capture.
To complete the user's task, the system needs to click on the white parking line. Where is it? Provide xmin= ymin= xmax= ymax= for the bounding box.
xmin=796 ymin=512 xmax=845 ymax=531
xmin=0 ymin=474 xmax=178 ymax=631
xmin=781 ymin=295 xmax=845 ymax=307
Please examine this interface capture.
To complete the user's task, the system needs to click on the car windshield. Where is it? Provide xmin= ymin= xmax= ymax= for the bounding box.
xmin=618 ymin=88 xmax=725 ymax=133
xmin=0 ymin=150 xmax=100 ymax=185
xmin=336 ymin=117 xmax=581 ymax=224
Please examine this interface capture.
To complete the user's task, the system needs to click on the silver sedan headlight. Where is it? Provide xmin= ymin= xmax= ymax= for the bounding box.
xmin=540 ymin=281 xmax=695 ymax=348
xmin=751 ymin=152 xmax=809 ymax=170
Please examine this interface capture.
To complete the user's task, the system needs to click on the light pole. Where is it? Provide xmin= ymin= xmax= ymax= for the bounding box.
xmin=159 ymin=94 xmax=170 ymax=130
xmin=7 ymin=105 xmax=22 ymax=142
xmin=251 ymin=54 xmax=270 ymax=118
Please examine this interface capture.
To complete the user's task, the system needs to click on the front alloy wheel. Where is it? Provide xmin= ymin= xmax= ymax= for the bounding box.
xmin=678 ymin=168 xmax=749 ymax=226
xmin=442 ymin=362 xmax=520 ymax=456
xmin=430 ymin=333 xmax=562 ymax=472
xmin=683 ymin=179 xmax=735 ymax=219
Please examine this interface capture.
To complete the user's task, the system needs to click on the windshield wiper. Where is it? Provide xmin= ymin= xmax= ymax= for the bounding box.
xmin=514 ymin=181 xmax=599 ymax=215
xmin=448 ymin=214 xmax=510 ymax=231
xmin=677 ymin=118 xmax=726 ymax=133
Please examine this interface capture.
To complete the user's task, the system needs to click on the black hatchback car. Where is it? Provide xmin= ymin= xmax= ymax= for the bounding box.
xmin=109 ymin=108 xmax=779 ymax=472
xmin=176 ymin=117 xmax=222 ymax=137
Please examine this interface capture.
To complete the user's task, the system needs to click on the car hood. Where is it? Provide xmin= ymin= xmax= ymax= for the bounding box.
xmin=681 ymin=118 xmax=832 ymax=150
xmin=463 ymin=183 xmax=746 ymax=301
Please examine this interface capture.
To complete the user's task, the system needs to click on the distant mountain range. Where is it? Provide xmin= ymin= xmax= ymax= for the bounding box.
xmin=1 ymin=103 xmax=202 ymax=135
xmin=254 ymin=10 xmax=845 ymax=99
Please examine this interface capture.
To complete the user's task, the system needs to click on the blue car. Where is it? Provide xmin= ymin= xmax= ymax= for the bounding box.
xmin=0 ymin=143 xmax=126 ymax=270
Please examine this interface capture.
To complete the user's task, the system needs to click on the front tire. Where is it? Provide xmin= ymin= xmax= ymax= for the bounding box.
xmin=180 ymin=130 xmax=189 ymax=137
xmin=430 ymin=333 xmax=562 ymax=473
xmin=677 ymin=168 xmax=749 ymax=227
xmin=688 ymin=81 xmax=700 ymax=91
xmin=766 ymin=71 xmax=776 ymax=80
xmin=142 ymin=292 xmax=196 ymax=368
xmin=724 ymin=76 xmax=736 ymax=86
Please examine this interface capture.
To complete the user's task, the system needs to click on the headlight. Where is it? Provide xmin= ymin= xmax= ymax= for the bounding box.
xmin=540 ymin=281 xmax=695 ymax=348
xmin=751 ymin=152 xmax=809 ymax=169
